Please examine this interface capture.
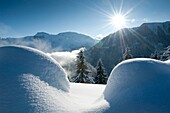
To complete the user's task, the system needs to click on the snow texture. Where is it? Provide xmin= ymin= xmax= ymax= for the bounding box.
xmin=1 ymin=46 xmax=170 ymax=113
xmin=104 ymin=58 xmax=170 ymax=113
xmin=0 ymin=45 xmax=69 ymax=91
xmin=0 ymin=45 xmax=108 ymax=113
xmin=0 ymin=46 xmax=70 ymax=112
xmin=0 ymin=73 xmax=108 ymax=113
xmin=20 ymin=74 xmax=108 ymax=113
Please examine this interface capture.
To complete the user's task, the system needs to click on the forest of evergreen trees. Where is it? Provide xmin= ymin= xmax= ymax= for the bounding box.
xmin=71 ymin=50 xmax=108 ymax=84
xmin=71 ymin=47 xmax=134 ymax=84
xmin=70 ymin=45 xmax=170 ymax=84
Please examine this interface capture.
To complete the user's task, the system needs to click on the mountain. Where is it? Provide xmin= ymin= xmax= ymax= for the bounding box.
xmin=0 ymin=32 xmax=97 ymax=52
xmin=85 ymin=21 xmax=170 ymax=73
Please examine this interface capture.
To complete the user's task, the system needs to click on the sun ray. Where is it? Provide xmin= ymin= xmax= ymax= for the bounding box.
xmin=79 ymin=0 xmax=148 ymax=55
xmin=110 ymin=14 xmax=127 ymax=30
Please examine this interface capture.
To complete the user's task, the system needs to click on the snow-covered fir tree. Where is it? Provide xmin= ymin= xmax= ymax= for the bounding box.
xmin=160 ymin=46 xmax=170 ymax=61
xmin=123 ymin=47 xmax=133 ymax=60
xmin=85 ymin=62 xmax=96 ymax=83
xmin=150 ymin=50 xmax=161 ymax=60
xmin=95 ymin=59 xmax=108 ymax=84
xmin=72 ymin=50 xmax=93 ymax=83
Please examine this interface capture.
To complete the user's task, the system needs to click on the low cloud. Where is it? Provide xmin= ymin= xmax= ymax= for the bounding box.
xmin=131 ymin=19 xmax=136 ymax=23
xmin=0 ymin=39 xmax=61 ymax=52
xmin=0 ymin=22 xmax=19 ymax=38
xmin=48 ymin=49 xmax=80 ymax=66
xmin=47 ymin=48 xmax=85 ymax=77
xmin=96 ymin=34 xmax=104 ymax=40
xmin=143 ymin=18 xmax=149 ymax=22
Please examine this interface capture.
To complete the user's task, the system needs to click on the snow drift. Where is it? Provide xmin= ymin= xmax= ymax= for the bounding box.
xmin=104 ymin=58 xmax=170 ymax=113
xmin=1 ymin=46 xmax=170 ymax=113
xmin=0 ymin=46 xmax=69 ymax=112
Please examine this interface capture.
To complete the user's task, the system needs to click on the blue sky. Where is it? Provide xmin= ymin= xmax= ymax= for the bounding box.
xmin=0 ymin=0 xmax=170 ymax=38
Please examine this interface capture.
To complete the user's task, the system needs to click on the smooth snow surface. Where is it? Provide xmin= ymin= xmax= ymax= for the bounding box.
xmin=0 ymin=46 xmax=69 ymax=91
xmin=1 ymin=46 xmax=170 ymax=113
xmin=20 ymin=74 xmax=108 ymax=113
xmin=104 ymin=58 xmax=170 ymax=113
xmin=0 ymin=45 xmax=108 ymax=113
xmin=0 ymin=46 xmax=69 ymax=112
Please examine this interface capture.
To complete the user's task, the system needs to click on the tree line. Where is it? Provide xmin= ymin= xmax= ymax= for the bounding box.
xmin=70 ymin=45 xmax=170 ymax=84
xmin=150 ymin=46 xmax=170 ymax=61
xmin=71 ymin=49 xmax=108 ymax=84
xmin=71 ymin=47 xmax=133 ymax=84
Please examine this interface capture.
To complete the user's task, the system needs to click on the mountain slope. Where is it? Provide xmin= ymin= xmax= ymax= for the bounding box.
xmin=86 ymin=21 xmax=170 ymax=73
xmin=0 ymin=32 xmax=97 ymax=52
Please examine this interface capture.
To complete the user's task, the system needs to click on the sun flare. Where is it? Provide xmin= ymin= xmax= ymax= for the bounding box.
xmin=111 ymin=14 xmax=126 ymax=30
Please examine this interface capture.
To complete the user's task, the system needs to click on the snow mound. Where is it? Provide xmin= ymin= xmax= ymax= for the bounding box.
xmin=0 ymin=46 xmax=70 ymax=112
xmin=20 ymin=74 xmax=108 ymax=113
xmin=19 ymin=74 xmax=71 ymax=113
xmin=104 ymin=58 xmax=170 ymax=113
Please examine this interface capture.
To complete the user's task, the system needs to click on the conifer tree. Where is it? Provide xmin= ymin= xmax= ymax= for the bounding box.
xmin=160 ymin=46 xmax=170 ymax=61
xmin=123 ymin=47 xmax=133 ymax=60
xmin=95 ymin=59 xmax=108 ymax=84
xmin=73 ymin=50 xmax=89 ymax=83
xmin=150 ymin=50 xmax=160 ymax=60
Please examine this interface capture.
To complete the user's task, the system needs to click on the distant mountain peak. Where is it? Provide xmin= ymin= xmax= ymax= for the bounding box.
xmin=35 ymin=32 xmax=50 ymax=36
xmin=57 ymin=32 xmax=91 ymax=37
xmin=58 ymin=32 xmax=79 ymax=34
xmin=0 ymin=31 xmax=97 ymax=52
xmin=141 ymin=21 xmax=170 ymax=26
xmin=35 ymin=31 xmax=92 ymax=39
xmin=139 ymin=21 xmax=170 ymax=34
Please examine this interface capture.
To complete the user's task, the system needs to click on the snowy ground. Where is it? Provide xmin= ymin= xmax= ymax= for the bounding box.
xmin=21 ymin=74 xmax=108 ymax=113
xmin=69 ymin=83 xmax=108 ymax=113
xmin=0 ymin=46 xmax=108 ymax=113
xmin=1 ymin=46 xmax=170 ymax=113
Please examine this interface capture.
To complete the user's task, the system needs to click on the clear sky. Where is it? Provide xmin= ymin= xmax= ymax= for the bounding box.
xmin=0 ymin=0 xmax=170 ymax=38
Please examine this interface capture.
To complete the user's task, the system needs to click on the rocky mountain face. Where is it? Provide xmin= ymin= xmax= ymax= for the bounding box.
xmin=0 ymin=32 xmax=97 ymax=52
xmin=86 ymin=21 xmax=170 ymax=73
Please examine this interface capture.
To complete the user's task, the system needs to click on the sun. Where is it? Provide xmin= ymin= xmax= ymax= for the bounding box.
xmin=111 ymin=14 xmax=126 ymax=30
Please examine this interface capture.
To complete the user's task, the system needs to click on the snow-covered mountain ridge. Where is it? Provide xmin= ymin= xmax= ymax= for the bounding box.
xmin=86 ymin=21 xmax=170 ymax=73
xmin=0 ymin=32 xmax=98 ymax=52
xmin=141 ymin=21 xmax=170 ymax=35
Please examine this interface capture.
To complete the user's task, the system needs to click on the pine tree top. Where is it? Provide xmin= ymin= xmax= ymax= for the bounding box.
xmin=123 ymin=47 xmax=133 ymax=60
